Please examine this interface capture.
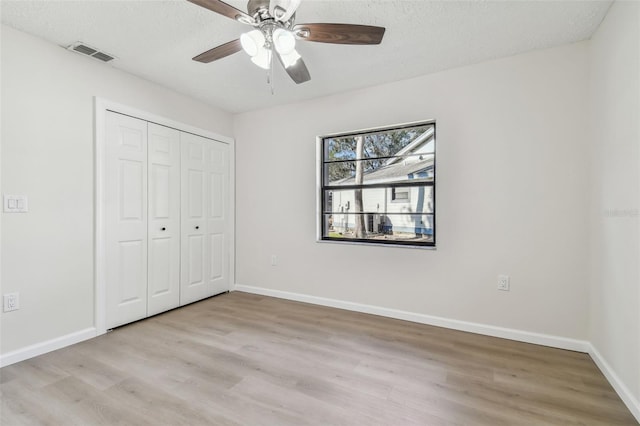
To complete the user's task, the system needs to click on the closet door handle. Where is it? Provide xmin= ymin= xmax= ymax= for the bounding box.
xmin=161 ymin=227 xmax=166 ymax=231
xmin=195 ymin=226 xmax=200 ymax=230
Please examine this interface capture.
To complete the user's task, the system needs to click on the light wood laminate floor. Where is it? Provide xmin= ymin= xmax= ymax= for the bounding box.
xmin=1 ymin=292 xmax=637 ymax=425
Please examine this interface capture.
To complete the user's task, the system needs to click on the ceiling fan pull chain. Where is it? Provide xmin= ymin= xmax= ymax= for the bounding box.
xmin=269 ymin=48 xmax=275 ymax=95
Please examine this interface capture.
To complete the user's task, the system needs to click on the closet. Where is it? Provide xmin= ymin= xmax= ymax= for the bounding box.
xmin=104 ymin=111 xmax=230 ymax=329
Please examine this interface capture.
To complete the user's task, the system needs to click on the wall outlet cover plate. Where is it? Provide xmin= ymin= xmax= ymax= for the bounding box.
xmin=3 ymin=293 xmax=20 ymax=312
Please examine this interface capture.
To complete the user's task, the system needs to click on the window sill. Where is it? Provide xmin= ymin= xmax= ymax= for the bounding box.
xmin=316 ymin=238 xmax=437 ymax=250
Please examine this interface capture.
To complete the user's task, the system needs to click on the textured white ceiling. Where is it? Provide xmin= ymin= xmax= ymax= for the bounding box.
xmin=1 ymin=0 xmax=612 ymax=113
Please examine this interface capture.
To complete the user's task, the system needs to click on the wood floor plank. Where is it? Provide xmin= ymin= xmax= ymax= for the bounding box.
xmin=1 ymin=291 xmax=637 ymax=425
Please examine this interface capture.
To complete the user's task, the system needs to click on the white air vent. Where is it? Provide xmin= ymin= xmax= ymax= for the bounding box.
xmin=66 ymin=42 xmax=115 ymax=63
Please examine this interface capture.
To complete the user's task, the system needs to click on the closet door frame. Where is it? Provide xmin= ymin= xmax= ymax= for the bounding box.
xmin=94 ymin=98 xmax=235 ymax=336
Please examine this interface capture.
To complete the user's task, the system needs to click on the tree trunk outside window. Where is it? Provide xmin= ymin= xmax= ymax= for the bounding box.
xmin=354 ymin=135 xmax=366 ymax=238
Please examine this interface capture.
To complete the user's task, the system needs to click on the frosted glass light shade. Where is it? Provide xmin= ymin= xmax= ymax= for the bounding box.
xmin=251 ymin=47 xmax=272 ymax=69
xmin=273 ymin=28 xmax=296 ymax=54
xmin=240 ymin=30 xmax=265 ymax=57
xmin=279 ymin=49 xmax=301 ymax=68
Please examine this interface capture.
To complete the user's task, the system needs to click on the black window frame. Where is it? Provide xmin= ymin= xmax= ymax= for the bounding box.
xmin=317 ymin=120 xmax=436 ymax=248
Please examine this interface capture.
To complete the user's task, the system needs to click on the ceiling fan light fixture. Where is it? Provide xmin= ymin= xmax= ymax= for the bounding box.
xmin=273 ymin=28 xmax=296 ymax=54
xmin=240 ymin=29 xmax=265 ymax=57
xmin=188 ymin=0 xmax=386 ymax=85
xmin=251 ymin=47 xmax=272 ymax=69
xmin=279 ymin=49 xmax=301 ymax=68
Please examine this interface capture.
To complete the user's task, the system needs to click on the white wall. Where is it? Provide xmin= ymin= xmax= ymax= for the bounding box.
xmin=234 ymin=42 xmax=591 ymax=341
xmin=588 ymin=0 xmax=640 ymax=408
xmin=0 ymin=25 xmax=233 ymax=355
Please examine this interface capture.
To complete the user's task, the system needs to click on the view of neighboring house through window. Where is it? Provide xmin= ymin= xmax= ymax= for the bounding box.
xmin=318 ymin=121 xmax=436 ymax=247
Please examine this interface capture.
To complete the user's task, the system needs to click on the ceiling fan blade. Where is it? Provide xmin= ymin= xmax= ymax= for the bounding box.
xmin=293 ymin=23 xmax=385 ymax=45
xmin=269 ymin=0 xmax=301 ymax=22
xmin=276 ymin=52 xmax=310 ymax=84
xmin=187 ymin=0 xmax=254 ymax=24
xmin=193 ymin=39 xmax=242 ymax=63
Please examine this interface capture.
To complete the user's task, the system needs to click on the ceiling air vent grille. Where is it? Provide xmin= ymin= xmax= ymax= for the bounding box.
xmin=66 ymin=42 xmax=115 ymax=63
xmin=92 ymin=52 xmax=115 ymax=62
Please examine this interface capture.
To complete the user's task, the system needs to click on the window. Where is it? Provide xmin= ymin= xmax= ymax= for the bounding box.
xmin=318 ymin=121 xmax=436 ymax=247
xmin=391 ymin=187 xmax=410 ymax=202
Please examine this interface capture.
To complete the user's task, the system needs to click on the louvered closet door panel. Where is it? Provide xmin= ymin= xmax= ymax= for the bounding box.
xmin=207 ymin=140 xmax=230 ymax=295
xmin=105 ymin=111 xmax=148 ymax=328
xmin=147 ymin=123 xmax=181 ymax=316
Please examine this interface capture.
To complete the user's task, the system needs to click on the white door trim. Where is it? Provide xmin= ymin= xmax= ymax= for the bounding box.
xmin=94 ymin=97 xmax=235 ymax=335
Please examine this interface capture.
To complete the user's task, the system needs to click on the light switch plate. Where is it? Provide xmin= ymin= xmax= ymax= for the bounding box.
xmin=3 ymin=195 xmax=28 ymax=213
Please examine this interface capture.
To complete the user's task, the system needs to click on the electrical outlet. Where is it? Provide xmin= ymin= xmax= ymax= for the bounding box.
xmin=3 ymin=293 xmax=20 ymax=312
xmin=498 ymin=275 xmax=510 ymax=291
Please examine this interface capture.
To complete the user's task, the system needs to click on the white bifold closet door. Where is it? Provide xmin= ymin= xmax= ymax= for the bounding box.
xmin=105 ymin=112 xmax=149 ymax=328
xmin=147 ymin=123 xmax=181 ymax=316
xmin=180 ymin=132 xmax=230 ymax=305
xmin=105 ymin=111 xmax=230 ymax=329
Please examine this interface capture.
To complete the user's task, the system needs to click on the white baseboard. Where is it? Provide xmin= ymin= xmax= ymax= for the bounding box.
xmin=233 ymin=284 xmax=590 ymax=352
xmin=588 ymin=344 xmax=640 ymax=423
xmin=0 ymin=327 xmax=96 ymax=368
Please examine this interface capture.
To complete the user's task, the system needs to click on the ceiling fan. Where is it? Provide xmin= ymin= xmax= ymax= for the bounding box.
xmin=188 ymin=0 xmax=386 ymax=84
